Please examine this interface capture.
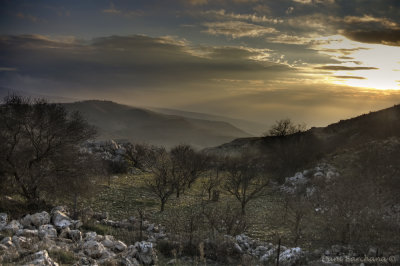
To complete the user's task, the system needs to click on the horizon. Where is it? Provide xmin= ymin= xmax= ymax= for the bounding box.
xmin=1 ymin=0 xmax=400 ymax=128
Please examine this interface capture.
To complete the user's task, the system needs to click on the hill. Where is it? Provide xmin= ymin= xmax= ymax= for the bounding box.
xmin=62 ymin=100 xmax=252 ymax=149
xmin=151 ymin=107 xmax=267 ymax=136
xmin=206 ymin=104 xmax=400 ymax=174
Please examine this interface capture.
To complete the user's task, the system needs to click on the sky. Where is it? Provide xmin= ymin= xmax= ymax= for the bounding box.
xmin=1 ymin=0 xmax=400 ymax=130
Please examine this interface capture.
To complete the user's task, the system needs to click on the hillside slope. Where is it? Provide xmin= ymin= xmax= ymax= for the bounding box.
xmin=207 ymin=104 xmax=400 ymax=155
xmin=62 ymin=100 xmax=251 ymax=149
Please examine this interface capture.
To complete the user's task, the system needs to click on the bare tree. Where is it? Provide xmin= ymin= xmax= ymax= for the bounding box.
xmin=0 ymin=95 xmax=96 ymax=207
xmin=202 ymin=155 xmax=223 ymax=200
xmin=170 ymin=144 xmax=207 ymax=198
xmin=223 ymin=155 xmax=269 ymax=215
xmin=145 ymin=148 xmax=175 ymax=212
xmin=124 ymin=142 xmax=156 ymax=172
xmin=266 ymin=118 xmax=306 ymax=137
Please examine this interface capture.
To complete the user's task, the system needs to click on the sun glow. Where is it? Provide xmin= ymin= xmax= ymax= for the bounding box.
xmin=315 ymin=35 xmax=400 ymax=91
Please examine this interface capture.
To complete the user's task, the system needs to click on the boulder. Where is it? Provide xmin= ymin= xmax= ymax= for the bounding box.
xmin=20 ymin=214 xmax=33 ymax=229
xmin=234 ymin=243 xmax=243 ymax=254
xmin=0 ymin=213 xmax=7 ymax=230
xmin=134 ymin=241 xmax=157 ymax=265
xmin=30 ymin=211 xmax=51 ymax=227
xmin=68 ymin=230 xmax=82 ymax=242
xmin=4 ymin=220 xmax=23 ymax=234
xmin=102 ymin=235 xmax=115 ymax=248
xmin=114 ymin=240 xmax=127 ymax=252
xmin=23 ymin=250 xmax=59 ymax=266
xmin=84 ymin=231 xmax=98 ymax=241
xmin=51 ymin=210 xmax=72 ymax=229
xmin=39 ymin=225 xmax=57 ymax=239
xmin=83 ymin=240 xmax=107 ymax=259
xmin=279 ymin=247 xmax=304 ymax=266
xmin=1 ymin=236 xmax=14 ymax=248
xmin=12 ymin=235 xmax=32 ymax=250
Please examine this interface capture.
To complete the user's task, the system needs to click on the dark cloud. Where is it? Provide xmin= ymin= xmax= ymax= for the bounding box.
xmin=315 ymin=65 xmax=378 ymax=71
xmin=0 ymin=34 xmax=295 ymax=94
xmin=343 ymin=30 xmax=400 ymax=46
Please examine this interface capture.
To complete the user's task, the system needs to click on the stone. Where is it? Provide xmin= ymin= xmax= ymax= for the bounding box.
xmin=15 ymin=229 xmax=38 ymax=238
xmin=12 ymin=235 xmax=32 ymax=250
xmin=234 ymin=243 xmax=243 ymax=254
xmin=254 ymin=245 xmax=268 ymax=256
xmin=84 ymin=231 xmax=98 ymax=241
xmin=83 ymin=240 xmax=106 ymax=259
xmin=20 ymin=214 xmax=34 ymax=229
xmin=52 ymin=210 xmax=72 ymax=229
xmin=68 ymin=230 xmax=82 ymax=242
xmin=102 ymin=235 xmax=115 ymax=248
xmin=114 ymin=240 xmax=127 ymax=252
xmin=23 ymin=250 xmax=59 ymax=266
xmin=30 ymin=211 xmax=51 ymax=227
xmin=0 ymin=213 xmax=7 ymax=229
xmin=39 ymin=224 xmax=57 ymax=239
xmin=133 ymin=241 xmax=157 ymax=265
xmin=4 ymin=220 xmax=23 ymax=234
xmin=279 ymin=247 xmax=304 ymax=266
xmin=1 ymin=236 xmax=14 ymax=248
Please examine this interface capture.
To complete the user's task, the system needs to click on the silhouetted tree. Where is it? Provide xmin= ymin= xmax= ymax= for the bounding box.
xmin=265 ymin=118 xmax=306 ymax=137
xmin=223 ymin=154 xmax=269 ymax=215
xmin=145 ymin=148 xmax=175 ymax=212
xmin=170 ymin=144 xmax=207 ymax=197
xmin=0 ymin=95 xmax=96 ymax=207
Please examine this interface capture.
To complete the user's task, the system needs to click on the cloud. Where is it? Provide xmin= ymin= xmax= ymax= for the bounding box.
xmin=334 ymin=75 xmax=366 ymax=80
xmin=102 ymin=2 xmax=143 ymax=17
xmin=203 ymin=21 xmax=278 ymax=38
xmin=292 ymin=0 xmax=335 ymax=5
xmin=0 ymin=34 xmax=294 ymax=96
xmin=343 ymin=30 xmax=400 ymax=46
xmin=16 ymin=12 xmax=44 ymax=23
xmin=201 ymin=9 xmax=283 ymax=24
xmin=0 ymin=67 xmax=18 ymax=72
xmin=343 ymin=15 xmax=399 ymax=29
xmin=319 ymin=47 xmax=369 ymax=56
xmin=315 ymin=65 xmax=378 ymax=71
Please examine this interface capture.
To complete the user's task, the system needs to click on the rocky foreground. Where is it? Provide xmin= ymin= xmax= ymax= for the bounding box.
xmin=1 ymin=206 xmax=399 ymax=265
xmin=0 ymin=207 xmax=156 ymax=265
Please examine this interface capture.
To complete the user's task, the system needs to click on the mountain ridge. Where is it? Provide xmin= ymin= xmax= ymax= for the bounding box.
xmin=62 ymin=100 xmax=252 ymax=149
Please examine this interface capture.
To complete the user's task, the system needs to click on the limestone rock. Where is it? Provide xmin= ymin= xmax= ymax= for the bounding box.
xmin=114 ymin=240 xmax=127 ymax=252
xmin=31 ymin=211 xmax=51 ymax=227
xmin=0 ymin=213 xmax=7 ymax=230
xmin=68 ymin=230 xmax=82 ymax=242
xmin=134 ymin=241 xmax=157 ymax=265
xmin=83 ymin=240 xmax=106 ymax=259
xmin=52 ymin=210 xmax=72 ymax=229
xmin=39 ymin=224 xmax=57 ymax=239
xmin=23 ymin=250 xmax=59 ymax=266
xmin=4 ymin=220 xmax=23 ymax=234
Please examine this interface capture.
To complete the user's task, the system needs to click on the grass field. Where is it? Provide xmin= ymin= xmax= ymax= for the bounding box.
xmin=83 ymin=173 xmax=291 ymax=246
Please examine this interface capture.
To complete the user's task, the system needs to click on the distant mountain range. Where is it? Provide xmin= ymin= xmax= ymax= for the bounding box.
xmin=62 ymin=100 xmax=252 ymax=149
xmin=151 ymin=107 xmax=267 ymax=136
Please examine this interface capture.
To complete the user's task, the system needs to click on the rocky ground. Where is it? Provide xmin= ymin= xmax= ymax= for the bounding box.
xmin=1 ymin=205 xmax=399 ymax=265
xmin=0 ymin=207 xmax=157 ymax=265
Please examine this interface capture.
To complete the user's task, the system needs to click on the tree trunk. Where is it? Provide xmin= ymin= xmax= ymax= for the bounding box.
xmin=160 ymin=200 xmax=166 ymax=212
xmin=73 ymin=193 xmax=79 ymax=220
xmin=276 ymin=237 xmax=281 ymax=266
xmin=241 ymin=201 xmax=246 ymax=215
xmin=293 ymin=212 xmax=302 ymax=245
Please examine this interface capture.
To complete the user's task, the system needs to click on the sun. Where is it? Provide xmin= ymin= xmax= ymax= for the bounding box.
xmin=315 ymin=35 xmax=400 ymax=91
